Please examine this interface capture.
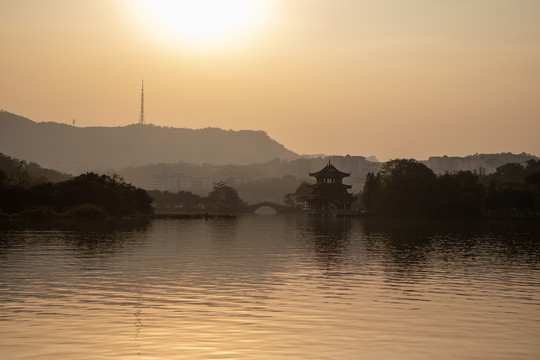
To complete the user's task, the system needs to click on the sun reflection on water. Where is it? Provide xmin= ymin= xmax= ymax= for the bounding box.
xmin=0 ymin=216 xmax=539 ymax=359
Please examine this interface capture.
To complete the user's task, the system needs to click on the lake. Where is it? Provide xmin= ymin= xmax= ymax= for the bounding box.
xmin=0 ymin=215 xmax=539 ymax=359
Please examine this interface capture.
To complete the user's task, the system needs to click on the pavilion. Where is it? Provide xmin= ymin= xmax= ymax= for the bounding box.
xmin=304 ymin=161 xmax=357 ymax=216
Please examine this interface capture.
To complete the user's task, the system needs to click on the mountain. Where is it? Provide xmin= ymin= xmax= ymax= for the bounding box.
xmin=0 ymin=111 xmax=299 ymax=174
xmin=0 ymin=152 xmax=70 ymax=186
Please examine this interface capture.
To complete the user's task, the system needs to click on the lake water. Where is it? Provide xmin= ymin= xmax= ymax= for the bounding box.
xmin=1 ymin=215 xmax=539 ymax=359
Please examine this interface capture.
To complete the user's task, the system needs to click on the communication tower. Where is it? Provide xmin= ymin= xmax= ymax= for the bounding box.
xmin=139 ymin=80 xmax=145 ymax=125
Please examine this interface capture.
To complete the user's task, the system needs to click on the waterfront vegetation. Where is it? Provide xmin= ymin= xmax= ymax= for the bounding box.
xmin=361 ymin=159 xmax=540 ymax=218
xmin=0 ymin=172 xmax=153 ymax=219
xmin=149 ymin=181 xmax=245 ymax=214
xmin=0 ymin=168 xmax=244 ymax=219
xmin=1 ymin=152 xmax=539 ymax=220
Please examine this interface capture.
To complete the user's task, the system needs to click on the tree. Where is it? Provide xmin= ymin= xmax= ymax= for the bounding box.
xmin=283 ymin=181 xmax=311 ymax=208
xmin=206 ymin=182 xmax=245 ymax=212
xmin=360 ymin=159 xmax=488 ymax=218
xmin=378 ymin=159 xmax=437 ymax=216
xmin=484 ymin=159 xmax=540 ymax=216
xmin=283 ymin=193 xmax=296 ymax=207
xmin=360 ymin=172 xmax=381 ymax=213
xmin=0 ymin=169 xmax=7 ymax=187
xmin=525 ymin=159 xmax=540 ymax=173
xmin=493 ymin=163 xmax=526 ymax=184
xmin=436 ymin=171 xmax=484 ymax=217
xmin=526 ymin=172 xmax=540 ymax=188
xmin=525 ymin=160 xmax=540 ymax=189
xmin=54 ymin=172 xmax=153 ymax=216
xmin=176 ymin=191 xmax=204 ymax=210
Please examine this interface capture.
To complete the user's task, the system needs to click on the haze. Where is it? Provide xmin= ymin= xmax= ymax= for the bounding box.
xmin=1 ymin=0 xmax=539 ymax=160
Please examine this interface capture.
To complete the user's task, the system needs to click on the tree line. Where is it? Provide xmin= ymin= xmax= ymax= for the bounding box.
xmin=0 ymin=160 xmax=249 ymax=217
xmin=360 ymin=159 xmax=540 ymax=218
xmin=0 ymin=171 xmax=153 ymax=218
xmin=3 ymin=156 xmax=539 ymax=219
xmin=149 ymin=181 xmax=246 ymax=213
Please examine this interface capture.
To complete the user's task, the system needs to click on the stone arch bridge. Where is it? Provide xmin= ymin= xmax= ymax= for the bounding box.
xmin=245 ymin=201 xmax=299 ymax=214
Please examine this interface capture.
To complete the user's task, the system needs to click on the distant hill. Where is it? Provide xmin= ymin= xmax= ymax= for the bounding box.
xmin=0 ymin=110 xmax=299 ymax=174
xmin=118 ymin=156 xmax=381 ymax=201
xmin=0 ymin=152 xmax=70 ymax=186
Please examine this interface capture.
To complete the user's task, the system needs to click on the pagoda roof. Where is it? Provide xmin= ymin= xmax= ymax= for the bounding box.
xmin=309 ymin=163 xmax=350 ymax=178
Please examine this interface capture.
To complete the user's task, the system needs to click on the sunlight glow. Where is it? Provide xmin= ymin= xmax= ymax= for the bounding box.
xmin=129 ymin=0 xmax=273 ymax=52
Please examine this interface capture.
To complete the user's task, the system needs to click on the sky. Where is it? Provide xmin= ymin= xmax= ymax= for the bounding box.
xmin=1 ymin=0 xmax=539 ymax=161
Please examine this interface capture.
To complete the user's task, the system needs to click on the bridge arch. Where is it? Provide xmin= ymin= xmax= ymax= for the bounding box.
xmin=245 ymin=201 xmax=297 ymax=214
xmin=254 ymin=205 xmax=278 ymax=215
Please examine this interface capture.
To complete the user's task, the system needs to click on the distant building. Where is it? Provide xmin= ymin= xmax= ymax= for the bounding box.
xmin=150 ymin=171 xmax=225 ymax=194
xmin=151 ymin=172 xmax=191 ymax=193
xmin=304 ymin=161 xmax=357 ymax=216
xmin=424 ymin=153 xmax=538 ymax=175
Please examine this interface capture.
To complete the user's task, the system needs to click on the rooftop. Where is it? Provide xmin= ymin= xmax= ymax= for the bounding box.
xmin=309 ymin=162 xmax=350 ymax=178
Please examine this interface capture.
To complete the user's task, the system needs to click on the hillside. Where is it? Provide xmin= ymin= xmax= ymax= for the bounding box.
xmin=0 ymin=110 xmax=299 ymax=174
xmin=0 ymin=152 xmax=70 ymax=186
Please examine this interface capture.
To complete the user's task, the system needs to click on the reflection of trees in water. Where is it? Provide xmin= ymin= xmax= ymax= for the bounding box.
xmin=207 ymin=217 xmax=239 ymax=244
xmin=476 ymin=220 xmax=540 ymax=266
xmin=360 ymin=218 xmax=540 ymax=281
xmin=0 ymin=219 xmax=151 ymax=260
xmin=298 ymin=215 xmax=540 ymax=292
xmin=64 ymin=220 xmax=151 ymax=257
xmin=303 ymin=217 xmax=352 ymax=272
xmin=362 ymin=218 xmax=482 ymax=274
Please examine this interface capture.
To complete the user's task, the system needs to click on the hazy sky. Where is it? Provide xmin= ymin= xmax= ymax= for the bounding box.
xmin=1 ymin=0 xmax=539 ymax=160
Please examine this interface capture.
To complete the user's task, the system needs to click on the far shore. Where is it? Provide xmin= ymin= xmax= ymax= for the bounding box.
xmin=0 ymin=212 xmax=237 ymax=222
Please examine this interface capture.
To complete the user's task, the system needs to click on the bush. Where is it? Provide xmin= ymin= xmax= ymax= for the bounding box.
xmin=18 ymin=207 xmax=55 ymax=220
xmin=65 ymin=204 xmax=108 ymax=220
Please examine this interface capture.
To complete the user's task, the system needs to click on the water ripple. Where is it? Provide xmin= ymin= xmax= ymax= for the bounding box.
xmin=0 ymin=216 xmax=539 ymax=359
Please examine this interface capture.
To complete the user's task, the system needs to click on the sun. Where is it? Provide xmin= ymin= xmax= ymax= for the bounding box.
xmin=129 ymin=0 xmax=273 ymax=52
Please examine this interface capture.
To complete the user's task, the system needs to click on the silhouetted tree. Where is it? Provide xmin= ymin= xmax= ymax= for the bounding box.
xmin=436 ymin=171 xmax=484 ymax=217
xmin=283 ymin=181 xmax=311 ymax=208
xmin=483 ymin=159 xmax=540 ymax=216
xmin=176 ymin=191 xmax=204 ymax=210
xmin=491 ymin=163 xmax=527 ymax=186
xmin=52 ymin=173 xmax=153 ymax=216
xmin=526 ymin=172 xmax=540 ymax=188
xmin=525 ymin=159 xmax=540 ymax=172
xmin=0 ymin=169 xmax=7 ymax=187
xmin=0 ymin=184 xmax=25 ymax=213
xmin=149 ymin=190 xmax=205 ymax=212
xmin=378 ymin=159 xmax=437 ymax=216
xmin=525 ymin=160 xmax=540 ymax=190
xmin=206 ymin=181 xmax=245 ymax=212
xmin=361 ymin=159 xmax=487 ymax=218
xmin=360 ymin=172 xmax=382 ymax=213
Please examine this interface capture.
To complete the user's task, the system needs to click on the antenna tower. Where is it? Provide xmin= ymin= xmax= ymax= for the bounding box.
xmin=139 ymin=80 xmax=145 ymax=125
